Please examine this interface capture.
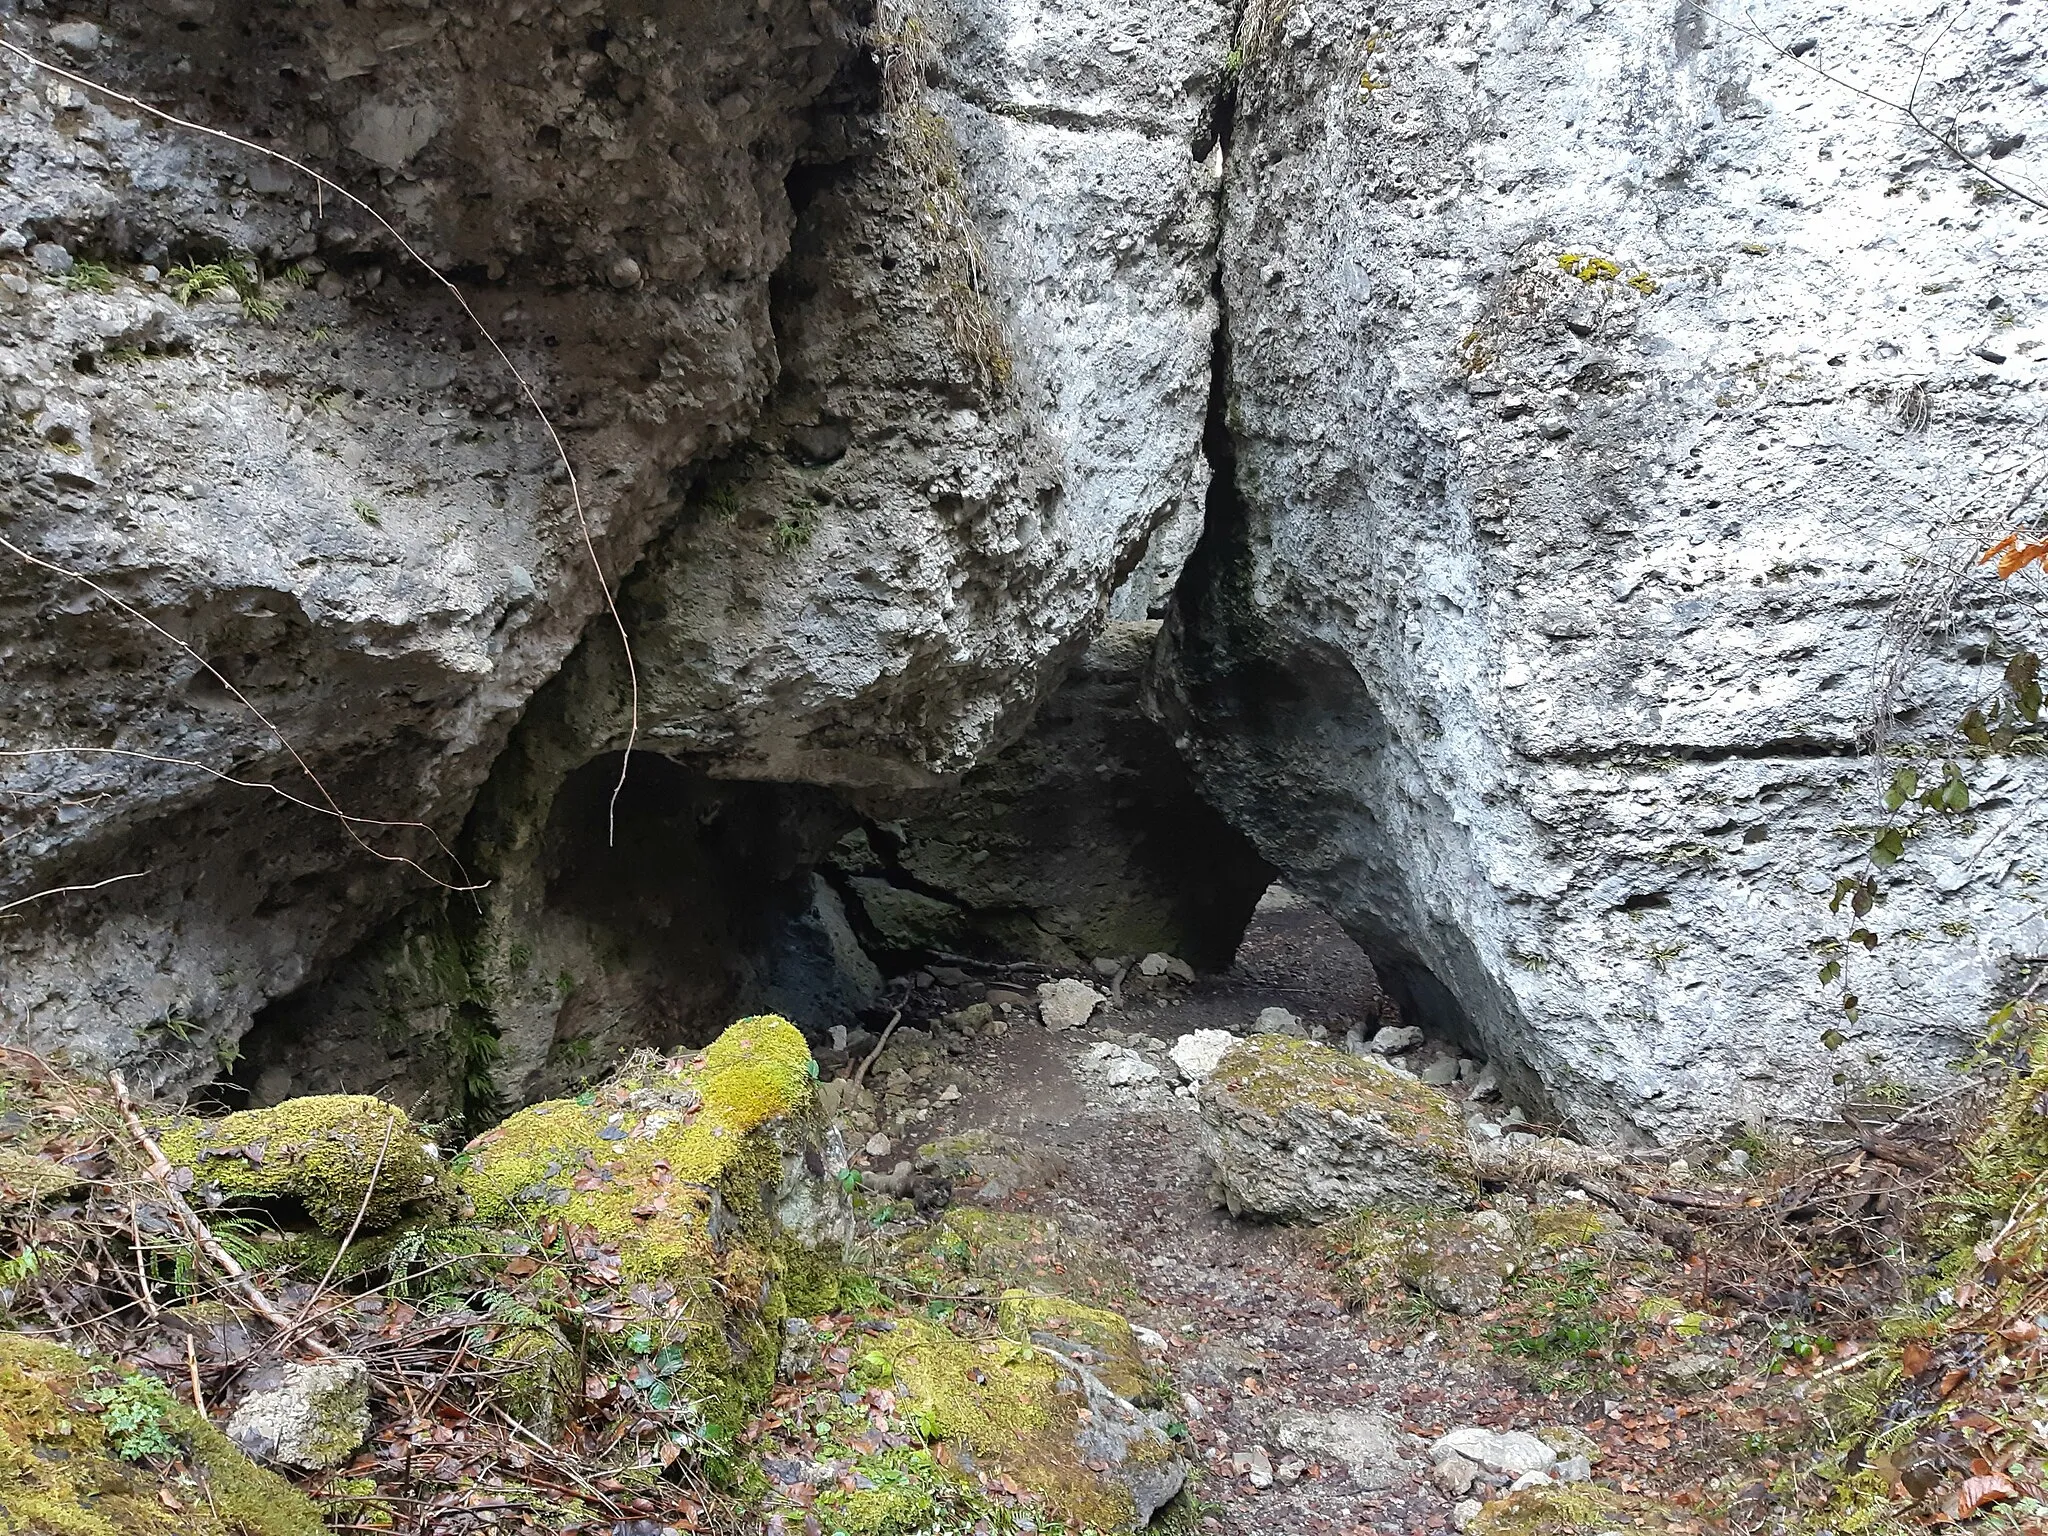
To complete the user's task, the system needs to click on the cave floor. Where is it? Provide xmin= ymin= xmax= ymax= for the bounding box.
xmin=857 ymin=904 xmax=1796 ymax=1536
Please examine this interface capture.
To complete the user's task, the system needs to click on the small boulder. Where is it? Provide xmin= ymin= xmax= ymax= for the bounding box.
xmin=1272 ymin=1406 xmax=1417 ymax=1491
xmin=1138 ymin=952 xmax=1196 ymax=982
xmin=1170 ymin=1029 xmax=1236 ymax=1082
xmin=1078 ymin=1041 xmax=1163 ymax=1090
xmin=1395 ymin=1209 xmax=1521 ymax=1314
xmin=1255 ymin=1005 xmax=1307 ymax=1037
xmin=1198 ymin=1035 xmax=1478 ymax=1221
xmin=158 ymin=1096 xmax=439 ymax=1236
xmin=1038 ymin=978 xmax=1105 ymax=1032
xmin=1652 ymin=1352 xmax=1736 ymax=1392
xmin=1370 ymin=1025 xmax=1424 ymax=1055
xmin=49 ymin=20 xmax=102 ymax=55
xmin=227 ymin=1359 xmax=371 ymax=1471
xmin=1431 ymin=1426 xmax=1557 ymax=1479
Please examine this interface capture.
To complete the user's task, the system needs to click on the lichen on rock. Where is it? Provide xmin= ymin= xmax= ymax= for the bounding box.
xmin=1197 ymin=1034 xmax=1478 ymax=1221
xmin=0 ymin=1333 xmax=322 ymax=1536
xmin=156 ymin=1096 xmax=438 ymax=1236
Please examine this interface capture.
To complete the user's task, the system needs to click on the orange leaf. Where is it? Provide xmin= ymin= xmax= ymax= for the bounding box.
xmin=1957 ymin=1471 xmax=2018 ymax=1517
xmin=1902 ymin=1341 xmax=1934 ymax=1376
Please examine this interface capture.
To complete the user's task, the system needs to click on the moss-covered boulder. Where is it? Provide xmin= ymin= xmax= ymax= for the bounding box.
xmin=1196 ymin=1034 xmax=1478 ymax=1222
xmin=866 ymin=1315 xmax=1185 ymax=1531
xmin=0 ymin=1333 xmax=322 ymax=1536
xmin=458 ymin=1015 xmax=854 ymax=1435
xmin=892 ymin=1204 xmax=1138 ymax=1308
xmin=157 ymin=1096 xmax=440 ymax=1236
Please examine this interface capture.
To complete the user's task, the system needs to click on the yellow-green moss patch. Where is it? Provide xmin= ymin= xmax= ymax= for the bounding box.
xmin=157 ymin=1096 xmax=436 ymax=1236
xmin=875 ymin=1317 xmax=1142 ymax=1532
xmin=460 ymin=1014 xmax=817 ymax=1276
xmin=0 ymin=1333 xmax=321 ymax=1536
xmin=997 ymin=1288 xmax=1161 ymax=1405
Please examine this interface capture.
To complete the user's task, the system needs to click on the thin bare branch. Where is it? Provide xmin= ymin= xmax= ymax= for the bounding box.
xmin=0 ymin=39 xmax=642 ymax=841
xmin=1684 ymin=0 xmax=2048 ymax=214
xmin=0 ymin=746 xmax=481 ymax=891
xmin=0 ymin=868 xmax=152 ymax=917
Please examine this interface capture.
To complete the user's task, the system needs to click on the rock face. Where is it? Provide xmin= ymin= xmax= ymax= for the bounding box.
xmin=0 ymin=0 xmax=860 ymax=1087
xmin=0 ymin=0 xmax=1232 ymax=1098
xmin=1161 ymin=0 xmax=2048 ymax=1140
xmin=1197 ymin=1034 xmax=1478 ymax=1220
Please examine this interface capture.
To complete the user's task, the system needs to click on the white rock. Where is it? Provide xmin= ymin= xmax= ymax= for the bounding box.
xmin=1169 ymin=1029 xmax=1236 ymax=1081
xmin=1511 ymin=1469 xmax=1556 ymax=1491
xmin=48 ymin=21 xmax=102 ymax=55
xmin=227 ymin=1359 xmax=372 ymax=1470
xmin=1080 ymin=1040 xmax=1162 ymax=1088
xmin=1419 ymin=1058 xmax=1461 ymax=1087
xmin=1038 ymin=978 xmax=1105 ymax=1031
xmin=1431 ymin=1427 xmax=1558 ymax=1478
xmin=1452 ymin=1499 xmax=1485 ymax=1533
xmin=864 ymin=1134 xmax=892 ymax=1158
xmin=1272 ymin=1407 xmax=1416 ymax=1492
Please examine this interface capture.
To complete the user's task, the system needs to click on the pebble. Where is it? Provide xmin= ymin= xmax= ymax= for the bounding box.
xmin=1233 ymin=1444 xmax=1274 ymax=1488
xmin=864 ymin=1134 xmax=892 ymax=1159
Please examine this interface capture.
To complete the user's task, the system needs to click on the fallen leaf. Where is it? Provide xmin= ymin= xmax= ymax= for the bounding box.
xmin=1903 ymin=1341 xmax=1934 ymax=1376
xmin=1957 ymin=1471 xmax=2018 ymax=1517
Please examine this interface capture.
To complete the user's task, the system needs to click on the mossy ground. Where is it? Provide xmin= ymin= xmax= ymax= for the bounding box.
xmin=0 ymin=1333 xmax=322 ymax=1536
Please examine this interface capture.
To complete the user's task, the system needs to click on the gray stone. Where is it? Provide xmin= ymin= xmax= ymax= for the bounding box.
xmin=1138 ymin=952 xmax=1196 ymax=982
xmin=48 ymin=21 xmax=103 ymax=55
xmin=1653 ymin=1352 xmax=1738 ymax=1393
xmin=1170 ymin=1029 xmax=1235 ymax=1082
xmin=1037 ymin=978 xmax=1106 ymax=1032
xmin=1431 ymin=1427 xmax=1557 ymax=1480
xmin=1254 ymin=1006 xmax=1306 ymax=1037
xmin=1198 ymin=1035 xmax=1477 ymax=1221
xmin=1369 ymin=1025 xmax=1424 ymax=1056
xmin=28 ymin=243 xmax=72 ymax=275
xmin=1272 ymin=1407 xmax=1417 ymax=1492
xmin=227 ymin=1359 xmax=371 ymax=1471
xmin=1419 ymin=1058 xmax=1461 ymax=1087
xmin=1433 ymin=1452 xmax=1481 ymax=1496
xmin=1078 ymin=1040 xmax=1162 ymax=1090
xmin=1453 ymin=1498 xmax=1485 ymax=1533
xmin=1157 ymin=0 xmax=2048 ymax=1142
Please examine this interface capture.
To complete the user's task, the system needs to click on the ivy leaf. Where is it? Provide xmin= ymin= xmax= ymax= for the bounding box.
xmin=1841 ymin=995 xmax=1860 ymax=1022
xmin=1849 ymin=928 xmax=1880 ymax=950
xmin=1942 ymin=777 xmax=1971 ymax=812
xmin=1818 ymin=960 xmax=1842 ymax=984
xmin=1871 ymin=827 xmax=1907 ymax=866
xmin=1851 ymin=881 xmax=1876 ymax=918
xmin=1884 ymin=767 xmax=1920 ymax=812
xmin=1962 ymin=707 xmax=1992 ymax=748
xmin=1822 ymin=1027 xmax=1847 ymax=1050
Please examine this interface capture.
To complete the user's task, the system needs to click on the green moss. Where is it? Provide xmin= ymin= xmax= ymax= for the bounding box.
xmin=157 ymin=1096 xmax=437 ymax=1236
xmin=997 ymin=1289 xmax=1161 ymax=1405
xmin=0 ymin=1146 xmax=81 ymax=1205
xmin=460 ymin=1018 xmax=830 ymax=1441
xmin=870 ymin=1318 xmax=1142 ymax=1533
xmin=0 ymin=1334 xmax=321 ymax=1536
xmin=893 ymin=1206 xmax=1138 ymax=1308
xmin=1530 ymin=1203 xmax=1610 ymax=1250
xmin=461 ymin=1015 xmax=816 ymax=1275
xmin=1470 ymin=1484 xmax=1639 ymax=1536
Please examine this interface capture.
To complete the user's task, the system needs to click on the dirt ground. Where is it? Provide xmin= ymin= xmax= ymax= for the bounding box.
xmin=847 ymin=899 xmax=1614 ymax=1535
